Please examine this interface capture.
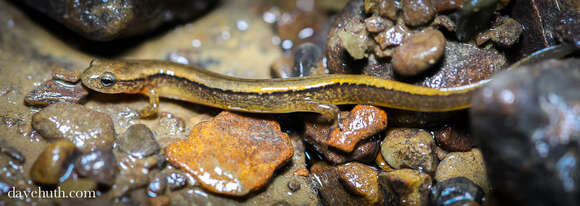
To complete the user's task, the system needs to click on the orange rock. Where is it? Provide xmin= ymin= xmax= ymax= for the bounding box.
xmin=326 ymin=105 xmax=388 ymax=152
xmin=336 ymin=162 xmax=383 ymax=205
xmin=293 ymin=168 xmax=309 ymax=177
xmin=165 ymin=111 xmax=294 ymax=196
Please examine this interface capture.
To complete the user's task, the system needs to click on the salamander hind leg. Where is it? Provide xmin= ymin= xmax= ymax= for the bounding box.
xmin=138 ymin=88 xmax=160 ymax=119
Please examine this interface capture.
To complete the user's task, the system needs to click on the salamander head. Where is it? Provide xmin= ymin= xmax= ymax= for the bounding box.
xmin=81 ymin=59 xmax=144 ymax=94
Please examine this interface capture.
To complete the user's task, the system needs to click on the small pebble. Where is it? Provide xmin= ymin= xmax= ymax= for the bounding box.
xmin=326 ymin=105 xmax=388 ymax=152
xmin=31 ymin=103 xmax=115 ymax=153
xmin=310 ymin=162 xmax=371 ymax=205
xmin=392 ymin=29 xmax=446 ymax=76
xmin=336 ymin=162 xmax=383 ymax=205
xmin=375 ymin=22 xmax=411 ymax=49
xmin=148 ymin=173 xmax=167 ymax=197
xmin=287 ymin=179 xmax=301 ymax=192
xmin=165 ymin=171 xmax=187 ymax=191
xmin=117 ymin=124 xmax=160 ymax=158
xmin=431 ymin=177 xmax=485 ymax=206
xmin=30 ymin=140 xmax=76 ymax=185
xmin=364 ymin=0 xmax=398 ymax=20
xmin=476 ymin=17 xmax=523 ymax=47
xmin=379 ymin=169 xmax=432 ymax=206
xmin=434 ymin=125 xmax=474 ymax=152
xmin=75 ymin=149 xmax=117 ymax=185
xmin=1 ymin=146 xmax=25 ymax=164
xmin=435 ymin=149 xmax=490 ymax=193
xmin=293 ymin=42 xmax=322 ymax=77
xmin=402 ymin=0 xmax=436 ymax=27
xmin=381 ymin=128 xmax=439 ymax=173
xmin=365 ymin=16 xmax=389 ymax=33
xmin=433 ymin=0 xmax=463 ymax=12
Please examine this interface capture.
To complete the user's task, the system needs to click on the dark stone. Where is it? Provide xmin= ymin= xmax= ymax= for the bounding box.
xmin=293 ymin=43 xmax=323 ymax=77
xmin=471 ymin=59 xmax=580 ymax=206
xmin=510 ymin=0 xmax=561 ymax=58
xmin=431 ymin=177 xmax=484 ymax=206
xmin=326 ymin=0 xmax=367 ymax=74
xmin=20 ymin=0 xmax=215 ymax=41
xmin=450 ymin=0 xmax=498 ymax=41
xmin=117 ymin=124 xmax=160 ymax=158
xmin=75 ymin=149 xmax=117 ymax=185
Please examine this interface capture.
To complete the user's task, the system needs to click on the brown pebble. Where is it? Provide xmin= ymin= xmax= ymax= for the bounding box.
xmin=393 ymin=29 xmax=446 ymax=76
xmin=31 ymin=103 xmax=115 ymax=153
xmin=326 ymin=105 xmax=388 ymax=153
xmin=476 ymin=17 xmax=523 ymax=47
xmin=375 ymin=22 xmax=412 ymax=49
xmin=294 ymin=168 xmax=309 ymax=177
xmin=336 ymin=162 xmax=383 ymax=205
xmin=433 ymin=0 xmax=464 ymax=12
xmin=1 ymin=146 xmax=25 ymax=164
xmin=117 ymin=124 xmax=161 ymax=158
xmin=304 ymin=111 xmax=381 ymax=164
xmin=165 ymin=111 xmax=294 ymax=196
xmin=149 ymin=195 xmax=171 ymax=206
xmin=287 ymin=179 xmax=301 ymax=192
xmin=435 ymin=149 xmax=490 ymax=193
xmin=402 ymin=0 xmax=436 ymax=27
xmin=364 ymin=0 xmax=398 ymax=20
xmin=381 ymin=128 xmax=438 ymax=173
xmin=24 ymin=80 xmax=88 ymax=107
xmin=434 ymin=126 xmax=474 ymax=151
xmin=380 ymin=169 xmax=432 ymax=206
xmin=376 ymin=153 xmax=394 ymax=171
xmin=310 ymin=162 xmax=372 ymax=205
xmin=75 ymin=149 xmax=117 ymax=185
xmin=30 ymin=140 xmax=76 ymax=185
xmin=365 ymin=16 xmax=390 ymax=33
xmin=270 ymin=56 xmax=295 ymax=78
xmin=432 ymin=15 xmax=456 ymax=32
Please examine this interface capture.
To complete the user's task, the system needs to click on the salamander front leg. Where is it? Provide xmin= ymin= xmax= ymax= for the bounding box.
xmin=138 ymin=89 xmax=159 ymax=118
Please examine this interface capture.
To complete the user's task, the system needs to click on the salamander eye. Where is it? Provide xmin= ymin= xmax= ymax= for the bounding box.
xmin=100 ymin=72 xmax=116 ymax=87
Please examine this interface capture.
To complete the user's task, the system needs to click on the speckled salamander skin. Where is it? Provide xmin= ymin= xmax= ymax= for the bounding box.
xmin=79 ymin=45 xmax=573 ymax=119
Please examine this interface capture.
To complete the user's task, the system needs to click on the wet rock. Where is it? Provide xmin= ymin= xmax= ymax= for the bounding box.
xmin=381 ymin=128 xmax=438 ymax=173
xmin=165 ymin=111 xmax=293 ymax=196
xmin=379 ymin=169 xmax=432 ymax=206
xmin=0 ymin=146 xmax=25 ymax=164
xmin=471 ymin=59 xmax=580 ymax=205
xmin=150 ymin=195 xmax=171 ymax=206
xmin=51 ymin=68 xmax=81 ymax=83
xmin=309 ymin=162 xmax=371 ymax=205
xmin=327 ymin=0 xmax=367 ymax=73
xmin=510 ymin=0 xmax=561 ymax=58
xmin=326 ymin=105 xmax=388 ymax=152
xmin=431 ymin=15 xmax=456 ymax=32
xmin=364 ymin=0 xmax=398 ymax=20
xmin=402 ymin=0 xmax=436 ymax=27
xmin=433 ymin=0 xmax=464 ymax=12
xmin=431 ymin=177 xmax=485 ymax=206
xmin=364 ymin=16 xmax=390 ymax=33
xmin=338 ymin=22 xmax=369 ymax=60
xmin=293 ymin=42 xmax=323 ymax=77
xmin=31 ymin=103 xmax=115 ymax=153
xmin=336 ymin=162 xmax=383 ymax=204
xmin=476 ymin=17 xmax=523 ymax=47
xmin=375 ymin=20 xmax=412 ymax=50
xmin=30 ymin=140 xmax=76 ymax=185
xmin=75 ymin=150 xmax=117 ymax=185
xmin=434 ymin=125 xmax=474 ymax=152
xmin=451 ymin=0 xmax=498 ymax=41
xmin=271 ymin=56 xmax=295 ymax=78
xmin=376 ymin=152 xmax=394 ymax=171
xmin=305 ymin=111 xmax=381 ymax=164
xmin=111 ymin=154 xmax=160 ymax=197
xmin=117 ymin=124 xmax=160 ymax=158
xmin=392 ymin=29 xmax=446 ymax=76
xmin=148 ymin=172 xmax=167 ymax=197
xmin=164 ymin=170 xmax=188 ymax=191
xmin=556 ymin=10 xmax=580 ymax=48
xmin=417 ymin=41 xmax=506 ymax=88
xmin=24 ymin=80 xmax=88 ymax=107
xmin=435 ymin=149 xmax=489 ymax=193
xmin=21 ymin=0 xmax=215 ymax=41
